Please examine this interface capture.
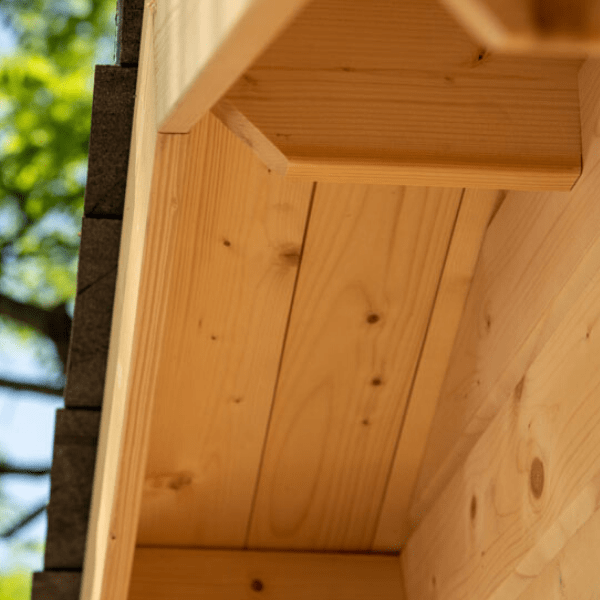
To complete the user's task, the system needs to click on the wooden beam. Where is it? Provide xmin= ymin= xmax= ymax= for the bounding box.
xmin=248 ymin=184 xmax=462 ymax=550
xmin=440 ymin=0 xmax=600 ymax=55
xmin=80 ymin=7 xmax=160 ymax=600
xmin=402 ymin=59 xmax=600 ymax=600
xmin=129 ymin=548 xmax=404 ymax=600
xmin=410 ymin=58 xmax=600 ymax=526
xmin=155 ymin=0 xmax=312 ymax=133
xmin=220 ymin=0 xmax=582 ymax=190
xmin=373 ymin=188 xmax=500 ymax=551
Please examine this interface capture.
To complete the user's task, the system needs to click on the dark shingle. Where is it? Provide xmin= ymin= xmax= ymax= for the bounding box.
xmin=44 ymin=410 xmax=101 ymax=569
xmin=65 ymin=218 xmax=122 ymax=408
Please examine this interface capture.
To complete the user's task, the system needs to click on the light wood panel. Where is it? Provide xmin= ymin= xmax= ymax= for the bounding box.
xmin=221 ymin=0 xmax=582 ymax=190
xmin=373 ymin=188 xmax=500 ymax=551
xmin=515 ymin=505 xmax=600 ymax=599
xmin=136 ymin=114 xmax=313 ymax=547
xmin=128 ymin=548 xmax=404 ymax=600
xmin=155 ymin=0 xmax=311 ymax=132
xmin=441 ymin=0 xmax=600 ymax=55
xmin=402 ymin=59 xmax=600 ymax=600
xmin=402 ymin=232 xmax=600 ymax=599
xmin=248 ymin=184 xmax=462 ymax=550
xmin=411 ymin=59 xmax=600 ymax=526
xmin=79 ymin=8 xmax=160 ymax=600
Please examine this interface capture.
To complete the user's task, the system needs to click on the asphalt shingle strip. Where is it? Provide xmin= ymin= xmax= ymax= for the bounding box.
xmin=83 ymin=65 xmax=137 ymax=218
xmin=116 ymin=0 xmax=144 ymax=65
xmin=31 ymin=572 xmax=82 ymax=600
xmin=64 ymin=218 xmax=122 ymax=408
xmin=44 ymin=410 xmax=101 ymax=570
xmin=30 ymin=0 xmax=142 ymax=597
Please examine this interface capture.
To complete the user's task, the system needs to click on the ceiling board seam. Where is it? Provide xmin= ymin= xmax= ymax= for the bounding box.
xmin=369 ymin=187 xmax=466 ymax=552
xmin=243 ymin=180 xmax=319 ymax=548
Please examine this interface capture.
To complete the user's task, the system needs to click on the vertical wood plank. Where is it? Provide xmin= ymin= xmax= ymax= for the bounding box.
xmin=373 ymin=188 xmax=500 ymax=550
xmin=248 ymin=184 xmax=462 ymax=550
xmin=136 ymin=113 xmax=313 ymax=547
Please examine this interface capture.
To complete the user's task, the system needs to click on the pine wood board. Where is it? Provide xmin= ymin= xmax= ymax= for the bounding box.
xmin=247 ymin=183 xmax=462 ymax=550
xmin=411 ymin=59 xmax=600 ymax=525
xmin=136 ymin=114 xmax=313 ymax=547
xmin=80 ymin=8 xmax=160 ymax=600
xmin=402 ymin=229 xmax=600 ymax=598
xmin=129 ymin=548 xmax=404 ymax=600
xmin=514 ymin=504 xmax=600 ymax=599
xmin=221 ymin=0 xmax=582 ymax=190
xmin=373 ymin=188 xmax=501 ymax=551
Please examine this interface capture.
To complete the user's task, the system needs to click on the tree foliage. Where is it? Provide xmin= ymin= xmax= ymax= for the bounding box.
xmin=0 ymin=0 xmax=116 ymax=586
xmin=0 ymin=0 xmax=115 ymax=371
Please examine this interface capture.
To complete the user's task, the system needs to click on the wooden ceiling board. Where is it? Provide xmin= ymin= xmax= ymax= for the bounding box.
xmin=221 ymin=0 xmax=583 ymax=190
xmin=137 ymin=112 xmax=314 ymax=547
xmin=373 ymin=188 xmax=501 ymax=550
xmin=247 ymin=183 xmax=462 ymax=551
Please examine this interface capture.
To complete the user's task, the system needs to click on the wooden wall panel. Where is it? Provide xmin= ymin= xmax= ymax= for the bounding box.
xmin=403 ymin=233 xmax=600 ymax=598
xmin=136 ymin=114 xmax=313 ymax=547
xmin=514 ymin=505 xmax=600 ymax=599
xmin=248 ymin=184 xmax=462 ymax=550
xmin=129 ymin=548 xmax=404 ymax=600
xmin=401 ymin=59 xmax=600 ymax=600
xmin=411 ymin=60 xmax=600 ymax=525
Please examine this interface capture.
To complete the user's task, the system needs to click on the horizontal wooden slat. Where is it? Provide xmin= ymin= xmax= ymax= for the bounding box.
xmin=248 ymin=184 xmax=462 ymax=550
xmin=411 ymin=58 xmax=600 ymax=525
xmin=129 ymin=548 xmax=403 ymax=600
xmin=221 ymin=0 xmax=582 ymax=190
xmin=155 ymin=0 xmax=311 ymax=132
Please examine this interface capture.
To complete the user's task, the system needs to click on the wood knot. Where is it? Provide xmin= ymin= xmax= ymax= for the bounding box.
xmin=470 ymin=495 xmax=477 ymax=520
xmin=530 ymin=457 xmax=544 ymax=499
xmin=279 ymin=245 xmax=301 ymax=267
xmin=371 ymin=377 xmax=382 ymax=386
xmin=366 ymin=313 xmax=380 ymax=324
xmin=251 ymin=579 xmax=264 ymax=592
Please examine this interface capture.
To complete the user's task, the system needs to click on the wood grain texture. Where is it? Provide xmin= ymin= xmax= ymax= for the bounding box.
xmin=441 ymin=0 xmax=600 ymax=55
xmin=136 ymin=114 xmax=313 ymax=547
xmin=403 ymin=230 xmax=600 ymax=599
xmin=248 ymin=184 xmax=462 ymax=550
xmin=222 ymin=0 xmax=582 ymax=190
xmin=373 ymin=189 xmax=500 ymax=551
xmin=80 ymin=7 xmax=160 ymax=600
xmin=155 ymin=0 xmax=311 ymax=133
xmin=514 ymin=505 xmax=600 ymax=599
xmin=411 ymin=59 xmax=600 ymax=527
xmin=129 ymin=548 xmax=404 ymax=600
